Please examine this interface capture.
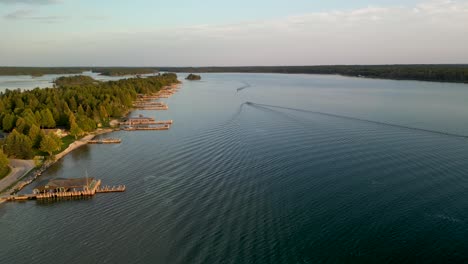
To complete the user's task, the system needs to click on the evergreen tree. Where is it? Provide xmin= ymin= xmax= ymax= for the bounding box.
xmin=15 ymin=117 xmax=29 ymax=134
xmin=99 ymin=105 xmax=109 ymax=123
xmin=22 ymin=108 xmax=38 ymax=126
xmin=40 ymin=109 xmax=56 ymax=128
xmin=77 ymin=105 xmax=85 ymax=117
xmin=69 ymin=120 xmax=83 ymax=139
xmin=28 ymin=124 xmax=44 ymax=148
xmin=2 ymin=113 xmax=16 ymax=131
xmin=40 ymin=134 xmax=61 ymax=157
xmin=0 ymin=149 xmax=9 ymax=178
xmin=34 ymin=111 xmax=42 ymax=127
xmin=4 ymin=129 xmax=34 ymax=159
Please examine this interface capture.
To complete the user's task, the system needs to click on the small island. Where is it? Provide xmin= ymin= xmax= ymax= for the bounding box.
xmin=185 ymin=74 xmax=201 ymax=81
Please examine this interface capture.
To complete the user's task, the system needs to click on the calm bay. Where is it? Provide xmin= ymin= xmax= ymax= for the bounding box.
xmin=0 ymin=73 xmax=467 ymax=263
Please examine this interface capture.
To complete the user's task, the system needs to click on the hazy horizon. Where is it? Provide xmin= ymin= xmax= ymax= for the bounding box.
xmin=1 ymin=0 xmax=468 ymax=66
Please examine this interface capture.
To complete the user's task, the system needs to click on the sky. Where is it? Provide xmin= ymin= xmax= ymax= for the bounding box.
xmin=0 ymin=0 xmax=467 ymax=66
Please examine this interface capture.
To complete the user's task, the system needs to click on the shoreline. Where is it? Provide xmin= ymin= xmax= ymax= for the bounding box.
xmin=0 ymin=128 xmax=115 ymax=200
xmin=0 ymin=82 xmax=180 ymax=202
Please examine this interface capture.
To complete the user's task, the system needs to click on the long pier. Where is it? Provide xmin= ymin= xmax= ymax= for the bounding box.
xmin=96 ymin=185 xmax=126 ymax=193
xmin=124 ymin=125 xmax=170 ymax=131
xmin=120 ymin=120 xmax=173 ymax=125
xmin=134 ymin=102 xmax=167 ymax=106
xmin=124 ymin=83 xmax=180 ymax=132
xmin=88 ymin=138 xmax=122 ymax=144
xmin=6 ymin=179 xmax=126 ymax=201
xmin=135 ymin=106 xmax=169 ymax=110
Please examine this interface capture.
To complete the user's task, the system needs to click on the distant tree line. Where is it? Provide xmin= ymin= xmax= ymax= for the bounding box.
xmin=0 ymin=67 xmax=159 ymax=77
xmin=0 ymin=67 xmax=87 ymax=77
xmin=93 ymin=68 xmax=158 ymax=76
xmin=160 ymin=65 xmax=468 ymax=84
xmin=3 ymin=65 xmax=468 ymax=83
xmin=0 ymin=73 xmax=179 ymax=159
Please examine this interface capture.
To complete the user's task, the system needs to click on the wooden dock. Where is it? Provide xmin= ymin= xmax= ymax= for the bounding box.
xmin=6 ymin=179 xmax=126 ymax=201
xmin=124 ymin=125 xmax=170 ymax=131
xmin=88 ymin=138 xmax=122 ymax=144
xmin=120 ymin=120 xmax=173 ymax=125
xmin=96 ymin=185 xmax=126 ymax=193
xmin=135 ymin=106 xmax=169 ymax=110
xmin=134 ymin=102 xmax=167 ymax=106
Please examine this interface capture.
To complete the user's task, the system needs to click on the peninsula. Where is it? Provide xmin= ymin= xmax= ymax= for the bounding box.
xmin=0 ymin=73 xmax=180 ymax=194
xmin=0 ymin=67 xmax=159 ymax=77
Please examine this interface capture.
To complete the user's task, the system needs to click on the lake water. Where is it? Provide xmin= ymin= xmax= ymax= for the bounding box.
xmin=1 ymin=73 xmax=468 ymax=263
xmin=0 ymin=71 xmax=157 ymax=92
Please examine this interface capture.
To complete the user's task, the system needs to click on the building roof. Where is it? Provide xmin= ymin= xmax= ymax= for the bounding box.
xmin=35 ymin=177 xmax=94 ymax=191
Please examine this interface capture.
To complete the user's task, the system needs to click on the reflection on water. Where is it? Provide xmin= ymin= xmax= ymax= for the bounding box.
xmin=35 ymin=196 xmax=93 ymax=206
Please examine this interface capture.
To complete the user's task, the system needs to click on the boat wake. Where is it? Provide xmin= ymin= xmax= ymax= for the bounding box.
xmin=245 ymin=102 xmax=468 ymax=139
xmin=236 ymin=81 xmax=251 ymax=92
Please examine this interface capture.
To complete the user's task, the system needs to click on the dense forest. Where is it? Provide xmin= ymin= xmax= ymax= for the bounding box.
xmin=160 ymin=65 xmax=468 ymax=84
xmin=0 ymin=73 xmax=179 ymax=160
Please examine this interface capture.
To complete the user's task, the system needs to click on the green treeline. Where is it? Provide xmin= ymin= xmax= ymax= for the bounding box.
xmin=160 ymin=65 xmax=468 ymax=84
xmin=0 ymin=67 xmax=158 ymax=77
xmin=54 ymin=75 xmax=98 ymax=87
xmin=3 ymin=65 xmax=468 ymax=83
xmin=0 ymin=73 xmax=178 ymax=159
xmin=0 ymin=67 xmax=88 ymax=77
xmin=185 ymin=74 xmax=201 ymax=80
xmin=0 ymin=149 xmax=9 ymax=179
xmin=93 ymin=68 xmax=158 ymax=76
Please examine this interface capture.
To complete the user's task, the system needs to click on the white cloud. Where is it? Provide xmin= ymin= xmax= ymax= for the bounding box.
xmin=2 ymin=0 xmax=468 ymax=66
xmin=0 ymin=0 xmax=61 ymax=5
xmin=3 ymin=9 xmax=66 ymax=22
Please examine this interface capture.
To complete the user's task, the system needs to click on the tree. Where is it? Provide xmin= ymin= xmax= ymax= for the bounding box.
xmin=34 ymin=111 xmax=42 ymax=126
xmin=15 ymin=117 xmax=29 ymax=134
xmin=77 ymin=115 xmax=96 ymax=132
xmin=40 ymin=109 xmax=56 ymax=128
xmin=50 ymin=133 xmax=62 ymax=148
xmin=0 ymin=149 xmax=9 ymax=178
xmin=22 ymin=108 xmax=38 ymax=126
xmin=4 ymin=129 xmax=34 ymax=159
xmin=69 ymin=120 xmax=83 ymax=139
xmin=2 ymin=113 xmax=16 ymax=132
xmin=77 ymin=105 xmax=85 ymax=117
xmin=28 ymin=124 xmax=44 ymax=148
xmin=40 ymin=133 xmax=61 ymax=158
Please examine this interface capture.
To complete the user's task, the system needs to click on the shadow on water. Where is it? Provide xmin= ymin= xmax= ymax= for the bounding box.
xmin=245 ymin=102 xmax=468 ymax=139
xmin=70 ymin=145 xmax=91 ymax=160
xmin=35 ymin=196 xmax=94 ymax=206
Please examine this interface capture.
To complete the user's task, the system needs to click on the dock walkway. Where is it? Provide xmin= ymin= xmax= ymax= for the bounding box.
xmin=6 ymin=179 xmax=126 ymax=201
